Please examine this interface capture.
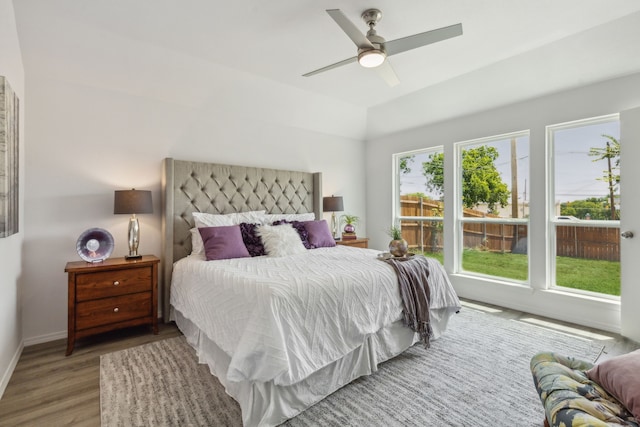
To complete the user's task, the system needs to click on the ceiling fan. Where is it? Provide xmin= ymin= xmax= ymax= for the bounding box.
xmin=303 ymin=9 xmax=463 ymax=86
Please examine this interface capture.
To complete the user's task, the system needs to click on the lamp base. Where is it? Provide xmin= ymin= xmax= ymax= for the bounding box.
xmin=125 ymin=254 xmax=143 ymax=260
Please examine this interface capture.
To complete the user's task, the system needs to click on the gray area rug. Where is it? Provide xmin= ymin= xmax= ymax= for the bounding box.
xmin=100 ymin=308 xmax=602 ymax=426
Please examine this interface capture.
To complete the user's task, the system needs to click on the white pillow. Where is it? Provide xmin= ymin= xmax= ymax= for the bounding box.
xmin=193 ymin=212 xmax=235 ymax=228
xmin=190 ymin=228 xmax=205 ymax=255
xmin=232 ymin=210 xmax=267 ymax=225
xmin=264 ymin=212 xmax=316 ymax=224
xmin=257 ymin=224 xmax=306 ymax=257
xmin=192 ymin=210 xmax=266 ymax=227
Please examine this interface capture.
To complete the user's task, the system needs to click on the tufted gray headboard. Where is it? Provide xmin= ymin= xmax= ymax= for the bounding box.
xmin=161 ymin=158 xmax=322 ymax=321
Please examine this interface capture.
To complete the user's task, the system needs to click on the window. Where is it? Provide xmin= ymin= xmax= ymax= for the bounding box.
xmin=454 ymin=131 xmax=530 ymax=282
xmin=394 ymin=147 xmax=444 ymax=262
xmin=547 ymin=115 xmax=620 ymax=297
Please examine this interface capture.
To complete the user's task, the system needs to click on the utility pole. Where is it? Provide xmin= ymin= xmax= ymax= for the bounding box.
xmin=589 ymin=135 xmax=619 ymax=220
xmin=510 ymin=138 xmax=519 ymax=218
xmin=522 ymin=179 xmax=527 ymax=218
xmin=606 ymin=140 xmax=616 ymax=219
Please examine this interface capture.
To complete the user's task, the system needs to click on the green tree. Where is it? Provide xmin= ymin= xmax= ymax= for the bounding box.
xmin=399 ymin=155 xmax=415 ymax=175
xmin=422 ymin=146 xmax=510 ymax=212
xmin=589 ymin=135 xmax=620 ymax=220
xmin=560 ymin=197 xmax=611 ymax=220
xmin=422 ymin=152 xmax=444 ymax=196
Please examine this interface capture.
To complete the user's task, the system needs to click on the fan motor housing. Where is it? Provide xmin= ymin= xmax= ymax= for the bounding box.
xmin=361 ymin=9 xmax=382 ymax=26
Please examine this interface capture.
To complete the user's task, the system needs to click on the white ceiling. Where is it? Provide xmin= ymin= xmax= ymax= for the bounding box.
xmin=13 ymin=0 xmax=640 ymax=110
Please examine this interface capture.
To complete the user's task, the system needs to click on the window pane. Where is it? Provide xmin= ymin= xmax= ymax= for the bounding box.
xmin=396 ymin=148 xmax=444 ymax=261
xmin=457 ymin=133 xmax=530 ymax=282
xmin=551 ymin=117 xmax=620 ymax=296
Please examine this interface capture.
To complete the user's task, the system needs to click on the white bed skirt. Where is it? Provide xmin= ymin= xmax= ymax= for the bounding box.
xmin=172 ymin=306 xmax=457 ymax=427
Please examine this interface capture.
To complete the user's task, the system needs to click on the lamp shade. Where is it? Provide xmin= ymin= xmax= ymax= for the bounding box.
xmin=323 ymin=196 xmax=344 ymax=212
xmin=114 ymin=189 xmax=153 ymax=215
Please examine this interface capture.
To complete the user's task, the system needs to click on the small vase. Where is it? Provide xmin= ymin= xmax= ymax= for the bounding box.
xmin=344 ymin=224 xmax=355 ymax=234
xmin=389 ymin=239 xmax=408 ymax=257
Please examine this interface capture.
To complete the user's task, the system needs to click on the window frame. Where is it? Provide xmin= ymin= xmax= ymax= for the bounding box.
xmin=453 ymin=130 xmax=531 ymax=283
xmin=392 ymin=146 xmax=445 ymax=254
xmin=546 ymin=113 xmax=620 ymax=299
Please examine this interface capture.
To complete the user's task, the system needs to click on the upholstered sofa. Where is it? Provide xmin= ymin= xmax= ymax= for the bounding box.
xmin=530 ymin=351 xmax=639 ymax=427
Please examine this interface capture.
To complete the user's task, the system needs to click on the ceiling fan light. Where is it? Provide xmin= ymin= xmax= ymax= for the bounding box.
xmin=358 ymin=49 xmax=386 ymax=68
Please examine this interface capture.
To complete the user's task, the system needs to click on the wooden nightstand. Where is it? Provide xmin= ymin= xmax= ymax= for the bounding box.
xmin=336 ymin=238 xmax=369 ymax=249
xmin=65 ymin=255 xmax=159 ymax=355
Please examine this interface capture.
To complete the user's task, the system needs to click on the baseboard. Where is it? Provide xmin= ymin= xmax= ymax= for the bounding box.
xmin=22 ymin=312 xmax=164 ymax=347
xmin=23 ymin=330 xmax=66 ymax=347
xmin=0 ymin=340 xmax=24 ymax=400
xmin=21 ymin=311 xmax=164 ymax=347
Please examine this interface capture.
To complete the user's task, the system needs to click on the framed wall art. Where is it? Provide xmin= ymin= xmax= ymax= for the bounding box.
xmin=0 ymin=76 xmax=19 ymax=238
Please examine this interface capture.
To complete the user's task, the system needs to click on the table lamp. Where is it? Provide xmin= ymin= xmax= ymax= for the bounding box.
xmin=323 ymin=195 xmax=344 ymax=240
xmin=114 ymin=189 xmax=153 ymax=259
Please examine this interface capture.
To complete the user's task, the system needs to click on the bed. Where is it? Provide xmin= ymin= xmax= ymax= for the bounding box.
xmin=161 ymin=158 xmax=461 ymax=426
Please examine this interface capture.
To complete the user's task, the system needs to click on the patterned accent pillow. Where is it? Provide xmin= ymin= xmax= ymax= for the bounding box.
xmin=272 ymin=220 xmax=314 ymax=249
xmin=239 ymin=222 xmax=266 ymax=257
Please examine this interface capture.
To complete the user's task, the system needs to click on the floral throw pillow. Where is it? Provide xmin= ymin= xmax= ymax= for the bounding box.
xmin=239 ymin=222 xmax=266 ymax=257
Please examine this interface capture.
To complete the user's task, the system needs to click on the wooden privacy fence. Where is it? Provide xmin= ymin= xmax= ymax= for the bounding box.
xmin=400 ymin=196 xmax=620 ymax=261
xmin=555 ymin=225 xmax=619 ymax=261
xmin=400 ymin=196 xmax=445 ymax=253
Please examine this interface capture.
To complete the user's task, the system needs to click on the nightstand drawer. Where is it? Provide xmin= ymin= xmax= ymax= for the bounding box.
xmin=337 ymin=238 xmax=369 ymax=248
xmin=76 ymin=267 xmax=152 ymax=301
xmin=76 ymin=292 xmax=151 ymax=330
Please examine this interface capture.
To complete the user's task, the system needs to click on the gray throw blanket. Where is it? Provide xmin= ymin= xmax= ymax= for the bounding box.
xmin=384 ymin=255 xmax=433 ymax=348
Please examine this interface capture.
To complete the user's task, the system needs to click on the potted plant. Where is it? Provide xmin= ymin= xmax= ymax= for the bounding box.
xmin=341 ymin=214 xmax=359 ymax=234
xmin=340 ymin=214 xmax=359 ymax=240
xmin=387 ymin=224 xmax=408 ymax=257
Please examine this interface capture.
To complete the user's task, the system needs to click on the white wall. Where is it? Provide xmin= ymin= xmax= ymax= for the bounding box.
xmin=365 ymin=11 xmax=640 ymax=140
xmin=0 ymin=0 xmax=24 ymax=397
xmin=366 ymin=72 xmax=640 ymax=334
xmin=20 ymin=40 xmax=368 ymax=342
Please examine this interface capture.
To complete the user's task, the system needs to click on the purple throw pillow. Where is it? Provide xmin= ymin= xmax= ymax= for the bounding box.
xmin=304 ymin=220 xmax=336 ymax=248
xmin=272 ymin=220 xmax=314 ymax=249
xmin=239 ymin=222 xmax=266 ymax=257
xmin=586 ymin=349 xmax=640 ymax=419
xmin=199 ymin=225 xmax=250 ymax=261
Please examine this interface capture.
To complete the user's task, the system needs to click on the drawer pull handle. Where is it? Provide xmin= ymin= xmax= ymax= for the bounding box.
xmin=113 ymin=281 xmax=120 ymax=286
xmin=113 ymin=307 xmax=119 ymax=313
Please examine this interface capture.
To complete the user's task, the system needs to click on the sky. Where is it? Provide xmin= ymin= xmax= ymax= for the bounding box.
xmin=553 ymin=120 xmax=620 ymax=203
xmin=400 ymin=119 xmax=620 ymax=206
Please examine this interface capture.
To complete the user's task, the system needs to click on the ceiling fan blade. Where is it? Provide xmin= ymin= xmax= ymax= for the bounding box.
xmin=303 ymin=56 xmax=358 ymax=77
xmin=385 ymin=23 xmax=463 ymax=56
xmin=326 ymin=9 xmax=375 ymax=49
xmin=375 ymin=60 xmax=400 ymax=87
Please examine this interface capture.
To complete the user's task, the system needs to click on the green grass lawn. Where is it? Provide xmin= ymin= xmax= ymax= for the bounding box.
xmin=555 ymin=255 xmax=620 ymax=296
xmin=417 ymin=249 xmax=620 ymax=296
xmin=461 ymin=250 xmax=528 ymax=281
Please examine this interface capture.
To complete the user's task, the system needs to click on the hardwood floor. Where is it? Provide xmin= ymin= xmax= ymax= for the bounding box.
xmin=0 ymin=324 xmax=181 ymax=427
xmin=0 ymin=301 xmax=637 ymax=426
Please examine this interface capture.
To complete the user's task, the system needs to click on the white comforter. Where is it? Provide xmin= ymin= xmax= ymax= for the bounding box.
xmin=170 ymin=246 xmax=460 ymax=387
